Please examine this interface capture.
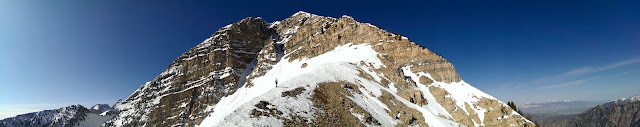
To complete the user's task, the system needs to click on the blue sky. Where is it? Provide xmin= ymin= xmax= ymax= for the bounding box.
xmin=1 ymin=0 xmax=638 ymax=119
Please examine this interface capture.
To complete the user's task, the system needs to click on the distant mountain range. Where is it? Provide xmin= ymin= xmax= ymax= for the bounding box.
xmin=0 ymin=104 xmax=115 ymax=127
xmin=539 ymin=96 xmax=640 ymax=127
xmin=520 ymin=100 xmax=604 ymax=115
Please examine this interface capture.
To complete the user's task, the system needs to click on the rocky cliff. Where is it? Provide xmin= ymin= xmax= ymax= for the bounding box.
xmin=105 ymin=11 xmax=534 ymax=127
xmin=540 ymin=96 xmax=640 ymax=127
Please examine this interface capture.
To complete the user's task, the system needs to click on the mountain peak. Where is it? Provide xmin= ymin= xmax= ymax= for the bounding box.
xmin=104 ymin=12 xmax=533 ymax=127
xmin=340 ymin=15 xmax=354 ymax=19
xmin=90 ymin=104 xmax=112 ymax=113
xmin=292 ymin=11 xmax=312 ymax=17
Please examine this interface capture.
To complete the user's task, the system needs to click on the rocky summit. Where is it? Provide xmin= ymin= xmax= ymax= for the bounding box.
xmin=97 ymin=11 xmax=534 ymax=127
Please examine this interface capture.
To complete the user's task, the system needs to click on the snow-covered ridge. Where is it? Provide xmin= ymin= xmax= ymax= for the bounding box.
xmin=608 ymin=96 xmax=640 ymax=105
xmin=293 ymin=11 xmax=313 ymax=17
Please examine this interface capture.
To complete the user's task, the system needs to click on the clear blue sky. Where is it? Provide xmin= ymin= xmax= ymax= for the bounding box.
xmin=1 ymin=0 xmax=638 ymax=118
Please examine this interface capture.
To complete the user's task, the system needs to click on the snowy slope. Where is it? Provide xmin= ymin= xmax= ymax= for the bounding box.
xmin=199 ymin=43 xmax=392 ymax=126
xmin=76 ymin=113 xmax=115 ymax=127
xmin=198 ymin=42 xmax=525 ymax=127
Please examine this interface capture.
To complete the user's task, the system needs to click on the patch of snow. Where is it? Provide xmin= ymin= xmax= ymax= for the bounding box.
xmin=350 ymin=109 xmax=365 ymax=121
xmin=401 ymin=66 xmax=453 ymax=120
xmin=283 ymin=26 xmax=300 ymax=35
xmin=269 ymin=21 xmax=280 ymax=29
xmin=347 ymin=92 xmax=397 ymax=126
xmin=341 ymin=15 xmax=354 ymax=19
xmin=349 ymin=76 xmax=451 ymax=127
xmin=293 ymin=11 xmax=312 ymax=17
xmin=238 ymin=58 xmax=258 ymax=87
xmin=179 ymin=102 xmax=188 ymax=108
xmin=476 ymin=107 xmax=487 ymax=126
xmin=223 ymin=24 xmax=233 ymax=29
xmin=388 ymin=83 xmax=398 ymax=93
xmin=99 ymin=111 xmax=109 ymax=116
xmin=75 ymin=114 xmax=115 ymax=127
xmin=359 ymin=65 xmax=382 ymax=83
xmin=402 ymin=65 xmax=496 ymax=126
xmin=365 ymin=23 xmax=378 ymax=28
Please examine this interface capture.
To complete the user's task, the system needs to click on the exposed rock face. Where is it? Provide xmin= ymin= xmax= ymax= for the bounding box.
xmin=103 ymin=17 xmax=271 ymax=127
xmin=105 ymin=11 xmax=534 ymax=127
xmin=540 ymin=96 xmax=640 ymax=127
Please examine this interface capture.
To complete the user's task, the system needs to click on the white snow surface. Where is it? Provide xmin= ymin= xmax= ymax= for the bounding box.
xmin=75 ymin=114 xmax=115 ymax=127
xmin=199 ymin=43 xmax=387 ymax=126
xmin=293 ymin=11 xmax=313 ymax=17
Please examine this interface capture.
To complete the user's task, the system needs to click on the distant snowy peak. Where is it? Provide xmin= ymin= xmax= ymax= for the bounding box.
xmin=542 ymin=96 xmax=640 ymax=126
xmin=554 ymin=100 xmax=577 ymax=103
xmin=608 ymin=96 xmax=640 ymax=105
xmin=0 ymin=104 xmax=117 ymax=127
xmin=0 ymin=104 xmax=90 ymax=127
xmin=90 ymin=104 xmax=112 ymax=113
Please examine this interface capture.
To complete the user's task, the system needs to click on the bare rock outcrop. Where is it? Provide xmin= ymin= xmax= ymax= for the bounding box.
xmin=104 ymin=17 xmax=271 ymax=127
